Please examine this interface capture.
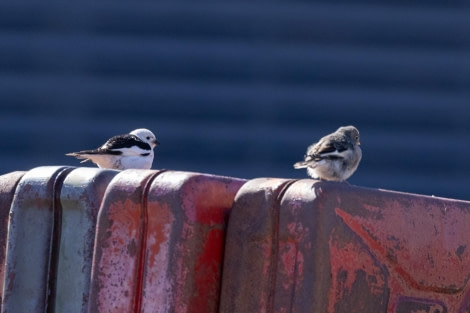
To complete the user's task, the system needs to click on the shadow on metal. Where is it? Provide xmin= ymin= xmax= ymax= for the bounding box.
xmin=0 ymin=171 xmax=26 ymax=309
xmin=2 ymin=166 xmax=74 ymax=313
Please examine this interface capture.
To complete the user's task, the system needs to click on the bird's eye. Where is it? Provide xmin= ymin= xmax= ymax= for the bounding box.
xmin=146 ymin=136 xmax=151 ymax=140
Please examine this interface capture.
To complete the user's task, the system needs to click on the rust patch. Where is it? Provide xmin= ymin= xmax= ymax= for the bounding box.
xmin=127 ymin=240 xmax=137 ymax=257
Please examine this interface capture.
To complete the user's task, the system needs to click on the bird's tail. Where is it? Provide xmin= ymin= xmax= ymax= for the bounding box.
xmin=66 ymin=152 xmax=82 ymax=158
xmin=65 ymin=152 xmax=91 ymax=163
xmin=293 ymin=161 xmax=309 ymax=169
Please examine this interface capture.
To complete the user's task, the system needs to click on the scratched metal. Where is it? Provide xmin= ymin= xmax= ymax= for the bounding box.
xmin=88 ymin=169 xmax=162 ymax=313
xmin=140 ymin=171 xmax=245 ymax=313
xmin=55 ymin=168 xmax=118 ymax=313
xmin=88 ymin=169 xmax=246 ymax=313
xmin=0 ymin=171 xmax=26 ymax=308
xmin=2 ymin=166 xmax=74 ymax=313
xmin=219 ymin=178 xmax=296 ymax=313
xmin=220 ymin=178 xmax=470 ymax=313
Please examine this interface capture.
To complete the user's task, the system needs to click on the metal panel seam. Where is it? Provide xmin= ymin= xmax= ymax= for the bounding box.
xmin=267 ymin=179 xmax=298 ymax=313
xmin=134 ymin=169 xmax=168 ymax=313
xmin=45 ymin=167 xmax=75 ymax=313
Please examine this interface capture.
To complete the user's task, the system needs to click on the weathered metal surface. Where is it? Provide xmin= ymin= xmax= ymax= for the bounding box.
xmin=88 ymin=170 xmax=245 ymax=313
xmin=220 ymin=178 xmax=470 ymax=313
xmin=140 ymin=171 xmax=245 ymax=313
xmin=0 ymin=171 xmax=26 ymax=308
xmin=88 ymin=169 xmax=160 ymax=313
xmin=219 ymin=178 xmax=296 ymax=313
xmin=1 ymin=166 xmax=73 ymax=313
xmin=54 ymin=168 xmax=118 ymax=313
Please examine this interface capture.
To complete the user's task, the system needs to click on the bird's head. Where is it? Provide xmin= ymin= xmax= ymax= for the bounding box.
xmin=338 ymin=125 xmax=360 ymax=146
xmin=130 ymin=128 xmax=160 ymax=148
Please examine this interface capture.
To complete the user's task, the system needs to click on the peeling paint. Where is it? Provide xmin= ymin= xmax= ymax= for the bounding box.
xmin=219 ymin=179 xmax=470 ymax=313
xmin=88 ymin=170 xmax=245 ymax=313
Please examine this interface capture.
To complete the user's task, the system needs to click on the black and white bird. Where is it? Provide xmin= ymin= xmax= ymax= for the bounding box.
xmin=66 ymin=128 xmax=160 ymax=170
xmin=293 ymin=125 xmax=362 ymax=181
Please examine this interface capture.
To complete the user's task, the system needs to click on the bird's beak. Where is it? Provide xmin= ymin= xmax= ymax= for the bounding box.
xmin=357 ymin=141 xmax=361 ymax=146
xmin=154 ymin=139 xmax=160 ymax=146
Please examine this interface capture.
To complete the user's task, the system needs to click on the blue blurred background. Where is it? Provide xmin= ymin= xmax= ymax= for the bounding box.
xmin=1 ymin=1 xmax=469 ymax=199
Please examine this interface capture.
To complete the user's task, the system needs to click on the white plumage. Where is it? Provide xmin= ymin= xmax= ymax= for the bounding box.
xmin=66 ymin=128 xmax=160 ymax=170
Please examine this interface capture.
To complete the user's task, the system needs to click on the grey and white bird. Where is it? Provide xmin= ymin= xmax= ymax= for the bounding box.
xmin=66 ymin=128 xmax=160 ymax=170
xmin=293 ymin=125 xmax=362 ymax=181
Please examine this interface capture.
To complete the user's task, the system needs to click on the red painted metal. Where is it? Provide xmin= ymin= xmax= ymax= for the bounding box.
xmin=220 ymin=178 xmax=470 ymax=313
xmin=2 ymin=166 xmax=73 ymax=313
xmin=140 ymin=171 xmax=245 ymax=313
xmin=88 ymin=169 xmax=158 ymax=313
xmin=88 ymin=170 xmax=245 ymax=313
xmin=0 ymin=171 xmax=26 ymax=308
xmin=219 ymin=178 xmax=295 ymax=313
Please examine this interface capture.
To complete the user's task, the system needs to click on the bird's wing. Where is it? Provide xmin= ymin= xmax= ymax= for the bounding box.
xmin=100 ymin=134 xmax=151 ymax=157
xmin=66 ymin=134 xmax=151 ymax=157
xmin=102 ymin=134 xmax=151 ymax=151
xmin=307 ymin=138 xmax=350 ymax=160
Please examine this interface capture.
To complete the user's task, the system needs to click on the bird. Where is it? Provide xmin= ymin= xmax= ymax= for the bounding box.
xmin=293 ymin=125 xmax=362 ymax=182
xmin=66 ymin=128 xmax=160 ymax=170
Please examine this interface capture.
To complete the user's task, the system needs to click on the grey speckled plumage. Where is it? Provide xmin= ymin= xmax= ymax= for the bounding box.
xmin=293 ymin=125 xmax=362 ymax=181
